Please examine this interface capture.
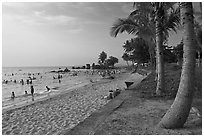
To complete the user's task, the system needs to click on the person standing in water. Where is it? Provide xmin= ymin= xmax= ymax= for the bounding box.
xmin=20 ymin=79 xmax=24 ymax=85
xmin=31 ymin=85 xmax=34 ymax=96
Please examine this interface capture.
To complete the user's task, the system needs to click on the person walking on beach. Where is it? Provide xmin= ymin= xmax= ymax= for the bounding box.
xmin=30 ymin=85 xmax=34 ymax=96
xmin=46 ymin=86 xmax=51 ymax=97
xmin=11 ymin=91 xmax=15 ymax=99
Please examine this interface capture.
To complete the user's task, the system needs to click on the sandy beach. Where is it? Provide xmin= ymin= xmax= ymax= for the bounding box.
xmin=2 ymin=69 xmax=146 ymax=135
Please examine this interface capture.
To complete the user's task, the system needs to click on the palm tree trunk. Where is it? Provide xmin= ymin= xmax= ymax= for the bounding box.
xmin=155 ymin=45 xmax=158 ymax=81
xmin=155 ymin=8 xmax=165 ymax=95
xmin=159 ymin=2 xmax=196 ymax=129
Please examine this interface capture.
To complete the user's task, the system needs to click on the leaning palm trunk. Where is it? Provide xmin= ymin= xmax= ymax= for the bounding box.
xmin=155 ymin=9 xmax=165 ymax=95
xmin=159 ymin=2 xmax=196 ymax=128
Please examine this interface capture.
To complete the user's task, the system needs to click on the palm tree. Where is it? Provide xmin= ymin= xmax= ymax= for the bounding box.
xmin=153 ymin=2 xmax=181 ymax=95
xmin=159 ymin=2 xmax=196 ymax=128
xmin=110 ymin=3 xmax=156 ymax=68
xmin=110 ymin=2 xmax=180 ymax=95
xmin=154 ymin=3 xmax=165 ymax=95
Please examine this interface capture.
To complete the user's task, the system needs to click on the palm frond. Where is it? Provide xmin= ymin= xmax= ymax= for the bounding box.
xmin=110 ymin=18 xmax=140 ymax=37
xmin=162 ymin=2 xmax=177 ymax=11
xmin=133 ymin=2 xmax=152 ymax=11
xmin=128 ymin=13 xmax=150 ymax=27
xmin=162 ymin=7 xmax=180 ymax=34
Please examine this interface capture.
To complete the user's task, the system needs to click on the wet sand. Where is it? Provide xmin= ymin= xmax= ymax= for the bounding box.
xmin=2 ymin=70 xmax=145 ymax=135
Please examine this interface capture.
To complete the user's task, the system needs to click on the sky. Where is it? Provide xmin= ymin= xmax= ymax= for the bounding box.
xmin=2 ymin=2 xmax=202 ymax=67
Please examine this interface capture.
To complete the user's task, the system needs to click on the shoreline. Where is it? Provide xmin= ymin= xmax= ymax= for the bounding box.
xmin=2 ymin=72 xmax=102 ymax=112
xmin=2 ymin=70 xmax=146 ymax=135
xmin=2 ymin=80 xmax=92 ymax=113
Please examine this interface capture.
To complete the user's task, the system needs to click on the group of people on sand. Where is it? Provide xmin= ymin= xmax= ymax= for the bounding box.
xmin=72 ymin=69 xmax=121 ymax=78
xmin=97 ymin=69 xmax=121 ymax=77
xmin=53 ymin=73 xmax=62 ymax=83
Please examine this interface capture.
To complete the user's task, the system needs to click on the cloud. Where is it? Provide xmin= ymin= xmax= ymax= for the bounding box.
xmin=46 ymin=15 xmax=75 ymax=24
xmin=33 ymin=10 xmax=45 ymax=16
xmin=32 ymin=10 xmax=77 ymax=26
xmin=3 ymin=2 xmax=27 ymax=8
xmin=2 ymin=2 xmax=133 ymax=34
xmin=3 ymin=3 xmax=83 ymax=34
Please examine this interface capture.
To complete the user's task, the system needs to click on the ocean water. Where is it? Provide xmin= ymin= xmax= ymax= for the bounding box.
xmin=2 ymin=66 xmax=95 ymax=109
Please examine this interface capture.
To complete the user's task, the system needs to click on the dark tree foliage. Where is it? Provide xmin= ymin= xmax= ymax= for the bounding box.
xmin=172 ymin=41 xmax=184 ymax=66
xmin=122 ymin=52 xmax=130 ymax=62
xmin=122 ymin=52 xmax=130 ymax=66
xmin=105 ymin=56 xmax=119 ymax=67
xmin=98 ymin=51 xmax=118 ymax=69
xmin=173 ymin=41 xmax=184 ymax=60
xmin=123 ymin=37 xmax=150 ymax=64
xmin=163 ymin=45 xmax=177 ymax=63
xmin=98 ymin=51 xmax=107 ymax=66
xmin=194 ymin=22 xmax=202 ymax=46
